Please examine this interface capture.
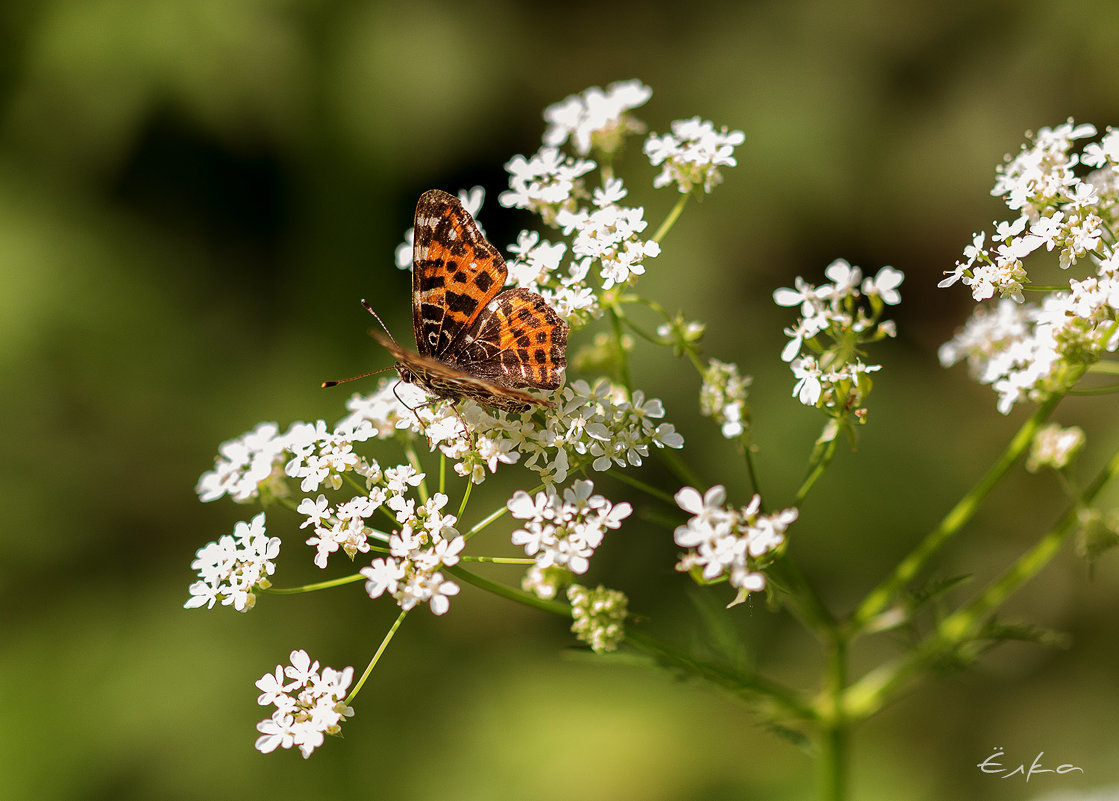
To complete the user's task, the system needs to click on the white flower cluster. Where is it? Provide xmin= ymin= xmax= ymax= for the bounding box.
xmin=528 ymin=379 xmax=684 ymax=483
xmin=503 ymin=176 xmax=660 ymax=326
xmin=185 ymin=513 xmax=280 ymax=612
xmin=508 ymin=479 xmax=632 ymax=588
xmin=336 ymin=376 xmax=683 ymax=486
xmin=567 ymin=584 xmax=628 ymax=653
xmin=555 ymin=179 xmax=661 ymax=290
xmin=500 ymin=146 xmax=596 ymax=226
xmin=773 ymin=260 xmax=903 ymax=410
xmin=359 ymin=486 xmax=465 ymax=616
xmin=196 ymin=418 xmax=378 ymax=505
xmin=254 ymin=649 xmax=354 ymax=758
xmin=939 ymin=121 xmax=1119 ymax=412
xmin=938 ymin=298 xmax=1074 ymax=414
xmin=195 ymin=411 xmax=467 ymax=614
xmin=543 ymin=79 xmax=652 ymax=156
xmin=644 ymin=117 xmax=745 ymax=194
xmin=673 ymin=486 xmax=798 ymax=605
xmin=699 ymin=358 xmax=752 ymax=439
xmin=1026 ymin=423 xmax=1086 ymax=472
xmin=195 ymin=422 xmax=287 ymax=503
xmin=297 ymin=463 xmax=426 ymax=569
xmin=495 ymin=81 xmax=741 ymax=328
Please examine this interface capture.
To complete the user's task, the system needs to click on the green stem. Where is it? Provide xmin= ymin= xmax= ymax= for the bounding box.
xmin=619 ymin=301 xmax=707 ymax=373
xmin=460 ymin=555 xmax=536 ymax=565
xmin=742 ymin=443 xmax=764 ymax=500
xmin=795 ymin=433 xmax=839 ymax=506
xmin=1068 ymin=384 xmax=1119 ymax=395
xmin=624 ymin=628 xmax=816 ymax=724
xmin=448 ymin=566 xmax=815 ymax=725
xmin=652 ymin=193 xmax=689 ymax=243
xmin=818 ymin=633 xmax=848 ymax=801
xmin=1086 ymin=360 xmax=1119 ymax=375
xmin=766 ymin=557 xmax=835 ymax=637
xmin=848 ymin=394 xmax=1061 ymax=634
xmin=265 ymin=573 xmax=366 ymax=594
xmin=844 ymin=438 xmax=1119 ymax=719
xmin=608 ymin=467 xmax=678 ymax=504
xmin=457 ymin=477 xmax=473 ymax=520
xmin=463 ymin=502 xmax=512 ymax=542
xmin=346 ymin=609 xmax=408 ymax=704
xmin=941 ymin=440 xmax=1119 ymax=641
xmin=447 ymin=564 xmax=570 ymax=616
xmin=608 ymin=304 xmax=634 ymax=391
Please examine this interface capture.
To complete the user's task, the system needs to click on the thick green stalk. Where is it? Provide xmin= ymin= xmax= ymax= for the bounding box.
xmin=848 ymin=394 xmax=1061 ymax=634
xmin=818 ymin=634 xmax=848 ymax=801
xmin=844 ymin=439 xmax=1119 ymax=719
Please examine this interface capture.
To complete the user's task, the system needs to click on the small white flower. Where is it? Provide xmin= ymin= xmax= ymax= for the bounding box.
xmin=185 ymin=513 xmax=280 ymax=612
xmin=861 ymin=266 xmax=904 ymax=305
xmin=791 ymin=357 xmax=824 ymax=406
xmin=499 ymin=146 xmax=596 ymax=223
xmin=699 ymin=359 xmax=752 ymax=439
xmin=1026 ymin=423 xmax=1086 ymax=472
xmin=509 ymin=479 xmax=631 ymax=589
xmin=298 ymin=495 xmax=331 ymax=529
xmin=196 ymin=422 xmax=287 ymax=503
xmin=557 ymin=198 xmax=660 ymax=290
xmin=543 ymin=79 xmax=652 ymax=156
xmin=674 ymin=486 xmax=796 ymax=604
xmin=645 ymin=117 xmax=745 ymax=194
xmin=254 ymin=649 xmax=354 ymax=759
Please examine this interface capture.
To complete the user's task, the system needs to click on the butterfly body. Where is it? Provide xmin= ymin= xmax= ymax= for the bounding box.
xmin=383 ymin=189 xmax=569 ymax=414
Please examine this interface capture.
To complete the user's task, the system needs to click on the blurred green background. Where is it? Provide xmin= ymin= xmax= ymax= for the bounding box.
xmin=4 ymin=1 xmax=1119 ymax=799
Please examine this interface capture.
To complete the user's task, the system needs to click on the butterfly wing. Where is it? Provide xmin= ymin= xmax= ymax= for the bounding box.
xmin=411 ymin=189 xmax=507 ymax=359
xmin=453 ymin=288 xmax=569 ymax=390
xmin=372 ymin=332 xmax=552 ymax=412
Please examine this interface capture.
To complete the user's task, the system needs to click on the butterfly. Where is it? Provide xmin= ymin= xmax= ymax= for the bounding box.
xmin=326 ymin=189 xmax=569 ymax=415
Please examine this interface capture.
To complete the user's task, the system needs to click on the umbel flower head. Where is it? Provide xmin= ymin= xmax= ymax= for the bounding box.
xmin=939 ymin=120 xmax=1119 ymax=412
xmin=185 ymin=512 xmax=280 ymax=612
xmin=1026 ymin=423 xmax=1086 ymax=472
xmin=508 ymin=478 xmax=632 ymax=593
xmin=254 ymin=649 xmax=354 ymax=758
xmin=644 ymin=117 xmax=745 ymax=194
xmin=673 ymin=486 xmax=797 ymax=606
xmin=773 ymin=260 xmax=902 ymax=417
xmin=542 ymin=79 xmax=652 ymax=156
xmin=699 ymin=358 xmax=752 ymax=439
xmin=567 ymin=584 xmax=628 ymax=653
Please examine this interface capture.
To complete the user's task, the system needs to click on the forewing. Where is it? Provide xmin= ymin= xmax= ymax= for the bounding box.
xmin=454 ymin=288 xmax=569 ymax=390
xmin=372 ymin=332 xmax=551 ymax=412
xmin=411 ymin=189 xmax=507 ymax=358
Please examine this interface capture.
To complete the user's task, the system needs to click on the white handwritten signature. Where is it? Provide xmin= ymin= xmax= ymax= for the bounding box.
xmin=977 ymin=748 xmax=1085 ymax=782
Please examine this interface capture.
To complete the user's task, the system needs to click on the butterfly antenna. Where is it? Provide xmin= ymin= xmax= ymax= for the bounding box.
xmin=361 ymin=299 xmax=398 ymax=346
xmin=320 ymin=299 xmax=400 ymax=388
xmin=320 ymin=366 xmax=394 ymax=389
